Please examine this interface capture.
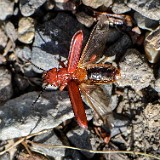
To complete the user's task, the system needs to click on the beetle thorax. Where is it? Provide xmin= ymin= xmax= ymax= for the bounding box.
xmin=57 ymin=68 xmax=70 ymax=88
xmin=43 ymin=68 xmax=59 ymax=86
xmin=43 ymin=67 xmax=70 ymax=90
xmin=71 ymin=68 xmax=87 ymax=82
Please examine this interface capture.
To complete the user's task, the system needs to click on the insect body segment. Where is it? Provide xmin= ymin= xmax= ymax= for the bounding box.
xmin=85 ymin=64 xmax=120 ymax=83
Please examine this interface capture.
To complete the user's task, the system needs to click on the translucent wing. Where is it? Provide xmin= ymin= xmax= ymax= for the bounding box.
xmin=78 ymin=16 xmax=110 ymax=67
xmin=80 ymin=83 xmax=114 ymax=129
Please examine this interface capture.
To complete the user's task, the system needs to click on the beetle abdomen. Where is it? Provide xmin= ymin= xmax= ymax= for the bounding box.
xmin=86 ymin=64 xmax=120 ymax=82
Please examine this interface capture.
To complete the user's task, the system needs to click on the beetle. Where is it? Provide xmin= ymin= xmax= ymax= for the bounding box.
xmin=43 ymin=16 xmax=120 ymax=130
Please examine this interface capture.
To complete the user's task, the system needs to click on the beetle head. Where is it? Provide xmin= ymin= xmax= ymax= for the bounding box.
xmin=43 ymin=68 xmax=59 ymax=87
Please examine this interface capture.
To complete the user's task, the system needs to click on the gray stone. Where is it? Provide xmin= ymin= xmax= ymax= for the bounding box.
xmin=0 ymin=0 xmax=14 ymax=20
xmin=106 ymin=94 xmax=129 ymax=137
xmin=0 ymin=67 xmax=13 ymax=102
xmin=0 ymin=153 xmax=10 ymax=160
xmin=44 ymin=0 xmax=54 ymax=10
xmin=0 ymin=27 xmax=8 ymax=49
xmin=127 ymin=0 xmax=160 ymax=20
xmin=15 ymin=46 xmax=36 ymax=77
xmin=144 ymin=25 xmax=160 ymax=63
xmin=54 ymin=0 xmax=69 ymax=2
xmin=31 ymin=130 xmax=65 ymax=158
xmin=111 ymin=118 xmax=128 ymax=137
xmin=31 ymin=45 xmax=59 ymax=73
xmin=154 ymin=78 xmax=160 ymax=93
xmin=117 ymin=49 xmax=154 ymax=91
xmin=134 ymin=12 xmax=159 ymax=31
xmin=15 ymin=46 xmax=32 ymax=61
xmin=76 ymin=12 xmax=95 ymax=28
xmin=0 ymin=91 xmax=74 ymax=140
xmin=4 ymin=22 xmax=17 ymax=51
xmin=19 ymin=0 xmax=46 ymax=16
xmin=112 ymin=1 xmax=131 ymax=14
xmin=82 ymin=0 xmax=113 ymax=9
xmin=66 ymin=150 xmax=86 ymax=160
xmin=105 ymin=33 xmax=132 ymax=60
xmin=108 ymin=95 xmax=118 ymax=111
xmin=54 ymin=0 xmax=77 ymax=11
xmin=5 ymin=22 xmax=17 ymax=42
xmin=104 ymin=145 xmax=130 ymax=160
xmin=108 ymin=96 xmax=129 ymax=137
xmin=67 ymin=128 xmax=94 ymax=158
xmin=17 ymin=151 xmax=48 ymax=160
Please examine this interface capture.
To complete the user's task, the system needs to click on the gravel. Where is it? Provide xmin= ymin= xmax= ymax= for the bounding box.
xmin=18 ymin=17 xmax=35 ymax=44
xmin=0 ymin=67 xmax=13 ymax=102
xmin=19 ymin=0 xmax=47 ymax=16
xmin=0 ymin=0 xmax=14 ymax=20
xmin=117 ymin=49 xmax=154 ymax=91
xmin=127 ymin=0 xmax=160 ymax=20
xmin=0 ymin=1 xmax=159 ymax=159
xmin=82 ymin=0 xmax=113 ymax=9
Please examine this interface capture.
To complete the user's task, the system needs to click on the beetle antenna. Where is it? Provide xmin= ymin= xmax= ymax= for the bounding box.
xmin=23 ymin=55 xmax=46 ymax=72
xmin=29 ymin=84 xmax=47 ymax=134
xmin=56 ymin=55 xmax=66 ymax=68
xmin=37 ymin=28 xmax=48 ymax=45
xmin=31 ymin=84 xmax=48 ymax=110
xmin=29 ymin=59 xmax=46 ymax=71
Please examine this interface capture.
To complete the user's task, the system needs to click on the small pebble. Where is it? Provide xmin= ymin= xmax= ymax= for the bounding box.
xmin=112 ymin=1 xmax=131 ymax=14
xmin=154 ymin=78 xmax=160 ymax=93
xmin=67 ymin=128 xmax=94 ymax=158
xmin=117 ymin=49 xmax=154 ymax=91
xmin=0 ymin=27 xmax=8 ymax=49
xmin=0 ymin=67 xmax=13 ymax=102
xmin=82 ymin=0 xmax=113 ymax=9
xmin=127 ymin=0 xmax=160 ymax=20
xmin=31 ymin=130 xmax=65 ymax=158
xmin=18 ymin=17 xmax=35 ymax=44
xmin=54 ymin=0 xmax=77 ymax=10
xmin=134 ymin=12 xmax=159 ymax=31
xmin=5 ymin=22 xmax=17 ymax=50
xmin=0 ymin=0 xmax=14 ymax=20
xmin=45 ymin=0 xmax=55 ymax=10
xmin=19 ymin=0 xmax=46 ymax=16
xmin=144 ymin=25 xmax=160 ymax=63
xmin=5 ymin=22 xmax=17 ymax=42
xmin=76 ymin=12 xmax=95 ymax=27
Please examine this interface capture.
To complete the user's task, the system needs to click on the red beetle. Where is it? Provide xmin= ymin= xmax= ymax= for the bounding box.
xmin=43 ymin=17 xmax=120 ymax=129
